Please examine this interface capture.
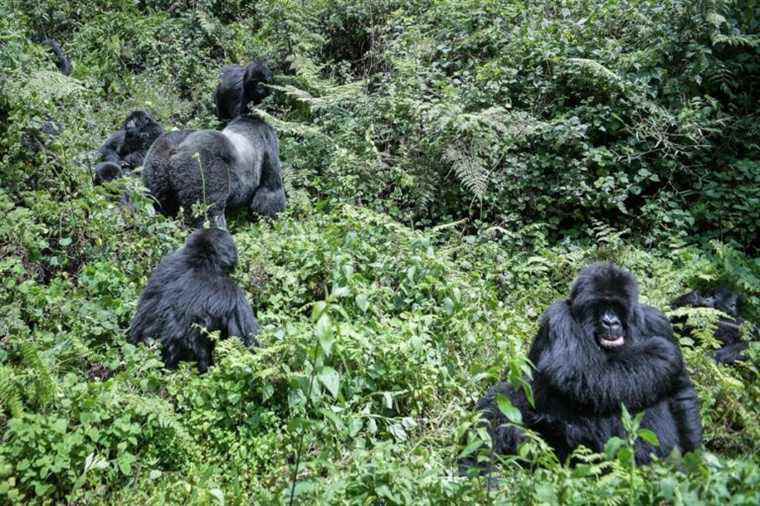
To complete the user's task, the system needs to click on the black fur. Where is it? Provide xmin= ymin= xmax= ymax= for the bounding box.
xmin=95 ymin=111 xmax=164 ymax=178
xmin=32 ymin=36 xmax=72 ymax=75
xmin=128 ymin=228 xmax=259 ymax=372
xmin=466 ymin=263 xmax=702 ymax=471
xmin=143 ymin=62 xmax=285 ymax=227
xmin=21 ymin=117 xmax=62 ymax=155
xmin=93 ymin=162 xmax=123 ymax=185
xmin=671 ymin=287 xmax=752 ymax=364
xmin=215 ymin=60 xmax=273 ymax=122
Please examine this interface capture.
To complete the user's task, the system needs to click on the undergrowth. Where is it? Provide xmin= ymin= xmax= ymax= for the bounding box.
xmin=0 ymin=0 xmax=758 ymax=504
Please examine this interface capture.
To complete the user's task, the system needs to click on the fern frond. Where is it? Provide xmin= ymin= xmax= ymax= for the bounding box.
xmin=444 ymin=144 xmax=488 ymax=198
xmin=0 ymin=366 xmax=23 ymax=418
xmin=19 ymin=341 xmax=56 ymax=409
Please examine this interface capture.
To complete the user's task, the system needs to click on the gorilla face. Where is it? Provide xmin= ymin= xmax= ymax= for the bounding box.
xmin=710 ymin=288 xmax=741 ymax=317
xmin=569 ymin=263 xmax=638 ymax=352
xmin=594 ymin=303 xmax=627 ymax=350
xmin=121 ymin=111 xmax=162 ymax=155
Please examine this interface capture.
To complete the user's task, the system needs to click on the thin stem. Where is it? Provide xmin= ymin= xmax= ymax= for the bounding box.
xmin=288 ymin=361 xmax=318 ymax=506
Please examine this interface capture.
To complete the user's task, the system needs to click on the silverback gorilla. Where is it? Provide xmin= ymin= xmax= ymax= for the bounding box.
xmin=671 ymin=287 xmax=753 ymax=364
xmin=214 ymin=60 xmax=273 ymax=122
xmin=142 ymin=60 xmax=285 ymax=227
xmin=128 ymin=228 xmax=259 ymax=372
xmin=465 ymin=263 xmax=702 ymax=472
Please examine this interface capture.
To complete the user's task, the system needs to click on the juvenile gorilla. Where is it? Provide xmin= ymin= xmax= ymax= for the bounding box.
xmin=466 ymin=263 xmax=701 ymax=471
xmin=94 ymin=110 xmax=163 ymax=184
xmin=214 ymin=60 xmax=273 ymax=122
xmin=671 ymin=287 xmax=752 ymax=364
xmin=128 ymin=228 xmax=259 ymax=372
xmin=143 ymin=61 xmax=285 ymax=227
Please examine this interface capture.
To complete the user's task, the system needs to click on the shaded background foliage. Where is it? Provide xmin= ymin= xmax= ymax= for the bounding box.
xmin=0 ymin=0 xmax=758 ymax=504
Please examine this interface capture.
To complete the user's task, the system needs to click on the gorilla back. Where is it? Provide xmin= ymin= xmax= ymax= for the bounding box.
xmin=128 ymin=228 xmax=259 ymax=372
xmin=142 ymin=116 xmax=286 ymax=228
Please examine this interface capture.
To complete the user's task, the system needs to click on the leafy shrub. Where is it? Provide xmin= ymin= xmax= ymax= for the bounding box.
xmin=0 ymin=0 xmax=757 ymax=504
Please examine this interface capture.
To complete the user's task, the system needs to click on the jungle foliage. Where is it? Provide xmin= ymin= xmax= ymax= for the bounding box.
xmin=0 ymin=0 xmax=758 ymax=504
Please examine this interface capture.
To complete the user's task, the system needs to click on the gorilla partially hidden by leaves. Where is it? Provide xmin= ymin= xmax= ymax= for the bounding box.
xmin=671 ymin=287 xmax=754 ymax=364
xmin=464 ymin=263 xmax=702 ymax=472
xmin=93 ymin=110 xmax=164 ymax=185
xmin=143 ymin=60 xmax=285 ymax=228
xmin=128 ymin=228 xmax=259 ymax=372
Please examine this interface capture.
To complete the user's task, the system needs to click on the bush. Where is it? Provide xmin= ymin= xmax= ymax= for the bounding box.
xmin=0 ymin=0 xmax=757 ymax=503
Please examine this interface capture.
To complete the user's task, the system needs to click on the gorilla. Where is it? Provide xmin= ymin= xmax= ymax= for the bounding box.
xmin=464 ymin=263 xmax=702 ymax=473
xmin=671 ymin=287 xmax=753 ymax=364
xmin=93 ymin=161 xmax=123 ymax=186
xmin=128 ymin=228 xmax=259 ymax=372
xmin=143 ymin=61 xmax=285 ymax=228
xmin=31 ymin=35 xmax=72 ymax=75
xmin=21 ymin=117 xmax=62 ymax=156
xmin=214 ymin=60 xmax=273 ymax=122
xmin=93 ymin=110 xmax=163 ymax=184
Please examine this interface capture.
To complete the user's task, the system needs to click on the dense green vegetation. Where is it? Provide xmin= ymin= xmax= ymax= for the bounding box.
xmin=0 ymin=0 xmax=758 ymax=504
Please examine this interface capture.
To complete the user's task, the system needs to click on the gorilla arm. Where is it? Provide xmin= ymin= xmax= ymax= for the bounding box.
xmin=638 ymin=305 xmax=702 ymax=451
xmin=227 ymin=289 xmax=260 ymax=348
xmin=532 ymin=301 xmax=685 ymax=416
xmin=250 ymin=126 xmax=286 ymax=217
xmin=97 ymin=131 xmax=125 ymax=164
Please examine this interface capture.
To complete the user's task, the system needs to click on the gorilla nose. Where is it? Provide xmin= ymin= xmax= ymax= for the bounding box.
xmin=601 ymin=314 xmax=621 ymax=332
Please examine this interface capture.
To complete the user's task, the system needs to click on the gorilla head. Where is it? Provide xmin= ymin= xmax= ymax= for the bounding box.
xmin=672 ymin=287 xmax=741 ymax=318
xmin=569 ymin=263 xmax=638 ymax=350
xmin=184 ymin=227 xmax=238 ymax=273
xmin=707 ymin=287 xmax=741 ymax=317
xmin=241 ymin=60 xmax=273 ymax=112
xmin=93 ymin=161 xmax=123 ymax=185
xmin=214 ymin=59 xmax=273 ymax=122
xmin=120 ymin=110 xmax=163 ymax=157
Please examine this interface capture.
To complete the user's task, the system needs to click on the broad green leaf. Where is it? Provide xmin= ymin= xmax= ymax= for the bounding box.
xmin=318 ymin=366 xmax=340 ymax=399
xmin=496 ymin=393 xmax=522 ymax=424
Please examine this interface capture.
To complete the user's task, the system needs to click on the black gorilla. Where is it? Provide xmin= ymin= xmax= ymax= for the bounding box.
xmin=466 ymin=263 xmax=701 ymax=471
xmin=214 ymin=60 xmax=273 ymax=122
xmin=671 ymin=287 xmax=752 ymax=364
xmin=31 ymin=35 xmax=72 ymax=75
xmin=93 ymin=162 xmax=123 ymax=185
xmin=128 ymin=228 xmax=259 ymax=372
xmin=143 ymin=61 xmax=285 ymax=227
xmin=93 ymin=111 xmax=163 ymax=184
xmin=21 ymin=117 xmax=62 ymax=156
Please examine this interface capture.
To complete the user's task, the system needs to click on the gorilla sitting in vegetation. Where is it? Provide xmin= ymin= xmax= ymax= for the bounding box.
xmin=128 ymin=228 xmax=259 ymax=373
xmin=464 ymin=263 xmax=702 ymax=472
xmin=93 ymin=110 xmax=163 ymax=184
xmin=142 ymin=61 xmax=286 ymax=227
xmin=671 ymin=287 xmax=753 ymax=364
xmin=214 ymin=60 xmax=273 ymax=122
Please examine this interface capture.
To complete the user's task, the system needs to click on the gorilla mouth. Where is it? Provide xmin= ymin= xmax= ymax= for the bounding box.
xmin=599 ymin=335 xmax=625 ymax=349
